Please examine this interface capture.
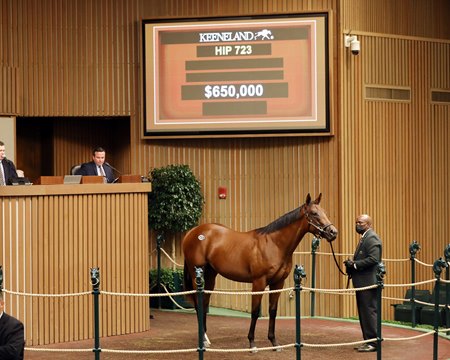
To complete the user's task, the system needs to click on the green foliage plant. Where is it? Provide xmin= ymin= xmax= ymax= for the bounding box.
xmin=148 ymin=164 xmax=204 ymax=236
xmin=149 ymin=268 xmax=184 ymax=291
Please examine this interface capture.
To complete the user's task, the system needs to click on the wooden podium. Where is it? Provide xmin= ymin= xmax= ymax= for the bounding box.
xmin=80 ymin=175 xmax=104 ymax=184
xmin=0 ymin=183 xmax=151 ymax=345
xmin=118 ymin=174 xmax=142 ymax=183
xmin=34 ymin=176 xmax=64 ymax=185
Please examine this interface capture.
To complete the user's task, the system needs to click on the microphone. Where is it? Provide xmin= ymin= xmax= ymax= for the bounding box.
xmin=104 ymin=162 xmax=121 ymax=184
xmin=104 ymin=162 xmax=122 ymax=175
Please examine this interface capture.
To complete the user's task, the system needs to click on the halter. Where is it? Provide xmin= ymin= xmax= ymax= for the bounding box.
xmin=305 ymin=208 xmax=348 ymax=278
xmin=305 ymin=210 xmax=334 ymax=238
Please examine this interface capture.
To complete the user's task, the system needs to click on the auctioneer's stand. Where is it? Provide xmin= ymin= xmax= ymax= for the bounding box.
xmin=0 ymin=181 xmax=151 ymax=345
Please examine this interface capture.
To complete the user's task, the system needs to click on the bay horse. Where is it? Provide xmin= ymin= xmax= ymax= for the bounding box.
xmin=182 ymin=193 xmax=338 ymax=350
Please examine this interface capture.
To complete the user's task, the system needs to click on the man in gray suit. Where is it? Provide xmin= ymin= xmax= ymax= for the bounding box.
xmin=344 ymin=214 xmax=382 ymax=353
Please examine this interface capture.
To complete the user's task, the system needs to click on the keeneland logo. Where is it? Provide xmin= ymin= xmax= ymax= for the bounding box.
xmin=199 ymin=29 xmax=274 ymax=42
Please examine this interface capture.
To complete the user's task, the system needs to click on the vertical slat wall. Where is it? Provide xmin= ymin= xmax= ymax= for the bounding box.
xmin=0 ymin=0 xmax=449 ymax=323
xmin=143 ymin=0 xmax=342 ymax=319
xmin=0 ymin=187 xmax=149 ymax=345
xmin=147 ymin=136 xmax=341 ymax=318
xmin=0 ymin=0 xmax=140 ymax=117
xmin=340 ymin=0 xmax=450 ymax=39
xmin=340 ymin=0 xmax=450 ymax=320
xmin=0 ymin=66 xmax=20 ymax=115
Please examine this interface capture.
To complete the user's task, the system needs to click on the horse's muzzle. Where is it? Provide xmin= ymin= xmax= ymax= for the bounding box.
xmin=322 ymin=226 xmax=338 ymax=242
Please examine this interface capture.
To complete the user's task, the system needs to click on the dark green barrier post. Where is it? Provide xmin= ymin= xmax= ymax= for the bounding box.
xmin=195 ymin=267 xmax=205 ymax=360
xmin=294 ymin=264 xmax=306 ymax=360
xmin=0 ymin=265 xmax=3 ymax=293
xmin=432 ymin=258 xmax=447 ymax=360
xmin=444 ymin=245 xmax=450 ymax=335
xmin=310 ymin=237 xmax=320 ymax=317
xmin=376 ymin=262 xmax=386 ymax=360
xmin=156 ymin=233 xmax=164 ymax=309
xmin=90 ymin=268 xmax=101 ymax=360
xmin=409 ymin=240 xmax=420 ymax=327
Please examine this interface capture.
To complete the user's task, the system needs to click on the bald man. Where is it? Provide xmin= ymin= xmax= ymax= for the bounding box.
xmin=0 ymin=292 xmax=24 ymax=359
xmin=344 ymin=214 xmax=382 ymax=353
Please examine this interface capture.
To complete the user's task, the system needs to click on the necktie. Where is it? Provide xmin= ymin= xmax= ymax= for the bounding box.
xmin=99 ymin=166 xmax=107 ymax=183
xmin=0 ymin=161 xmax=5 ymax=186
xmin=354 ymin=237 xmax=364 ymax=259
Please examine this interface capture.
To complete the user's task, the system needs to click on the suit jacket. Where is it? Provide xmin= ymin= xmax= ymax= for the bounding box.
xmin=75 ymin=161 xmax=115 ymax=183
xmin=1 ymin=158 xmax=18 ymax=185
xmin=350 ymin=228 xmax=382 ymax=288
xmin=0 ymin=312 xmax=25 ymax=360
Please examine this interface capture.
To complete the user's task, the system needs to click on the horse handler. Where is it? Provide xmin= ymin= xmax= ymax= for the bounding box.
xmin=344 ymin=214 xmax=383 ymax=353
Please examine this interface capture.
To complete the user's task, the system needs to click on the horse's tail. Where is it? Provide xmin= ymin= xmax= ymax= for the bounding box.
xmin=183 ymin=260 xmax=195 ymax=304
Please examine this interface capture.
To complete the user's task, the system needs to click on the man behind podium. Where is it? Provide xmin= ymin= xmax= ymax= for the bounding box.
xmin=0 ymin=292 xmax=25 ymax=360
xmin=75 ymin=146 xmax=115 ymax=183
xmin=0 ymin=141 xmax=18 ymax=186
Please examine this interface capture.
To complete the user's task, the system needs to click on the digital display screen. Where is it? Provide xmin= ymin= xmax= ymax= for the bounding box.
xmin=142 ymin=14 xmax=329 ymax=137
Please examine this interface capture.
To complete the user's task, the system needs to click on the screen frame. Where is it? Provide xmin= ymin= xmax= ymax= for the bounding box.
xmin=141 ymin=13 xmax=331 ymax=139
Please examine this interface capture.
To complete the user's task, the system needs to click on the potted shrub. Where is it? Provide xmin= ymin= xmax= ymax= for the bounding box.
xmin=148 ymin=164 xmax=204 ymax=308
xmin=149 ymin=268 xmax=190 ymax=309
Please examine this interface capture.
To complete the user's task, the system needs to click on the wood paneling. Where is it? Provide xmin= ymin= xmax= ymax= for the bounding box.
xmin=0 ymin=67 xmax=20 ymax=115
xmin=0 ymin=0 xmax=449 ymax=325
xmin=147 ymin=136 xmax=341 ymax=318
xmin=0 ymin=0 xmax=140 ymax=117
xmin=339 ymin=32 xmax=450 ymax=319
xmin=0 ymin=184 xmax=150 ymax=345
xmin=341 ymin=0 xmax=450 ymax=39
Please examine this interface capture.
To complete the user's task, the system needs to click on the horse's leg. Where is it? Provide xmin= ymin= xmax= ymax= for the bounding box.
xmin=247 ymin=279 xmax=266 ymax=351
xmin=267 ymin=281 xmax=284 ymax=350
xmin=202 ymin=264 xmax=217 ymax=347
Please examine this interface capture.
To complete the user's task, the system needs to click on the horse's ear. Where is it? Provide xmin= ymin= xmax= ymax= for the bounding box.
xmin=305 ymin=193 xmax=311 ymax=205
xmin=315 ymin=193 xmax=322 ymax=204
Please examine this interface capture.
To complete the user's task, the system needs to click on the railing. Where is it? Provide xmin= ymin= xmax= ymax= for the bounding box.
xmin=1 ymin=253 xmax=450 ymax=359
xmin=0 ymin=240 xmax=450 ymax=360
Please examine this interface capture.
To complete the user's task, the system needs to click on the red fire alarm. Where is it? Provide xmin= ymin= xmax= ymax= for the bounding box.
xmin=218 ymin=186 xmax=227 ymax=199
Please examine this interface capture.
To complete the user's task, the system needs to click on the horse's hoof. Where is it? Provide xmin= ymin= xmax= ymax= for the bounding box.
xmin=273 ymin=347 xmax=282 ymax=352
xmin=203 ymin=333 xmax=211 ymax=348
xmin=250 ymin=346 xmax=258 ymax=353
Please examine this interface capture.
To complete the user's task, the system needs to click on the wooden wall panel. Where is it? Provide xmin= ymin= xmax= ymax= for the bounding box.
xmin=340 ymin=32 xmax=450 ymax=320
xmin=341 ymin=0 xmax=450 ymax=39
xmin=0 ymin=0 xmax=140 ymax=117
xmin=0 ymin=185 xmax=150 ymax=345
xmin=0 ymin=67 xmax=20 ymax=115
xmin=141 ymin=0 xmax=341 ymax=319
xmin=1 ymin=0 xmax=449 ymax=325
xmin=147 ymin=136 xmax=342 ymax=318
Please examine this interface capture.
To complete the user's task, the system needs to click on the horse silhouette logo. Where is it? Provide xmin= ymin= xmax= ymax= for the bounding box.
xmin=255 ymin=29 xmax=273 ymax=40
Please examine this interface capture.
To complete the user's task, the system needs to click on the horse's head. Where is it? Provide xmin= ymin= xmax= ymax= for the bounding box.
xmin=304 ymin=193 xmax=338 ymax=242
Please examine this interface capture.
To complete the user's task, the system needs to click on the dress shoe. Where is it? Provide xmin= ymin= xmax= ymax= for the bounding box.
xmin=357 ymin=344 xmax=377 ymax=352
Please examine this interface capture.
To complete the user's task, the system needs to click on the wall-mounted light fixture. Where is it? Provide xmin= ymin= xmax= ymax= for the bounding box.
xmin=344 ymin=34 xmax=360 ymax=55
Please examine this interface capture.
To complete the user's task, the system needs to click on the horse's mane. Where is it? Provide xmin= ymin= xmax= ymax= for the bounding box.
xmin=255 ymin=204 xmax=305 ymax=235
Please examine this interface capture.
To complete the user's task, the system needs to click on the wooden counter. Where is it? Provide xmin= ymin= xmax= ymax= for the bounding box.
xmin=0 ymin=183 xmax=151 ymax=345
xmin=0 ymin=182 xmax=150 ymax=196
